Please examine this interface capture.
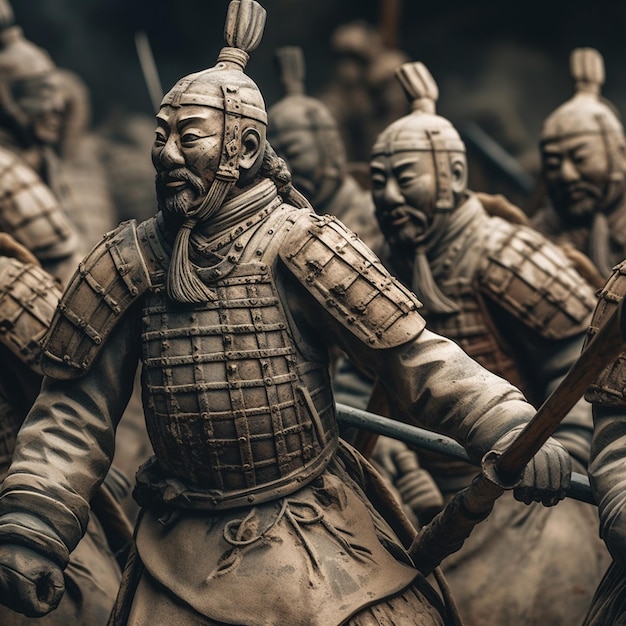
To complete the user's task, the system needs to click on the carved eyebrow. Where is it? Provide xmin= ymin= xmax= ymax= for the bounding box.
xmin=392 ymin=156 xmax=420 ymax=169
xmin=569 ymin=142 xmax=592 ymax=155
xmin=370 ymin=160 xmax=387 ymax=172
xmin=155 ymin=115 xmax=170 ymax=131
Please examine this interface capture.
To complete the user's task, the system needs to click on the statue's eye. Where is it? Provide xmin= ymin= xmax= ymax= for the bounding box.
xmin=181 ymin=132 xmax=201 ymax=145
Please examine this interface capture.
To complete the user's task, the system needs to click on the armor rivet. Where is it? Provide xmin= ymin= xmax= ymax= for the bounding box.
xmin=255 ymin=250 xmax=262 ymax=256
xmin=243 ymin=463 xmax=251 ymax=470
xmin=201 ymin=412 xmax=209 ymax=419
xmin=368 ymin=337 xmax=376 ymax=344
xmin=264 ymin=378 xmax=274 ymax=385
xmin=238 ymin=436 xmax=247 ymax=443
xmin=248 ymin=495 xmax=255 ymax=502
xmin=235 ymin=242 xmax=243 ymax=250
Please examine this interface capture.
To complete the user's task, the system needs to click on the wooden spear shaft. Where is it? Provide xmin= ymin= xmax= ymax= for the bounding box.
xmin=410 ymin=296 xmax=626 ymax=576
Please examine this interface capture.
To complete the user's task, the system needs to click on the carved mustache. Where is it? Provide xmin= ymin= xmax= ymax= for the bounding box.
xmin=155 ymin=168 xmax=208 ymax=196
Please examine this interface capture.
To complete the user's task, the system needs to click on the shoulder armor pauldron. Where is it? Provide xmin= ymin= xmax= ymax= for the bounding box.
xmin=0 ymin=259 xmax=61 ymax=372
xmin=41 ymin=220 xmax=152 ymax=379
xmin=585 ymin=260 xmax=626 ymax=406
xmin=279 ymin=212 xmax=425 ymax=349
xmin=477 ymin=224 xmax=597 ymax=340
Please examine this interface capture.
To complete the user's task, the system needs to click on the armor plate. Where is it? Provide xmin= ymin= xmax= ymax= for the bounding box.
xmin=585 ymin=260 xmax=626 ymax=406
xmin=279 ymin=212 xmax=425 ymax=349
xmin=139 ymin=260 xmax=337 ymax=508
xmin=477 ymin=224 xmax=596 ymax=340
xmin=0 ymin=257 xmax=61 ymax=371
xmin=135 ymin=206 xmax=339 ymax=509
xmin=0 ymin=147 xmax=77 ymax=261
xmin=41 ymin=220 xmax=152 ymax=378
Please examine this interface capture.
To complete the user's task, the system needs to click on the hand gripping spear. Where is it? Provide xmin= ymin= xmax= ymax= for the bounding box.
xmin=409 ymin=295 xmax=626 ymax=576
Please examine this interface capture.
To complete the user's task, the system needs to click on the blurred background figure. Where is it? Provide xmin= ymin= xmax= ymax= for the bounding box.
xmin=533 ymin=48 xmax=626 ymax=285
xmin=368 ymin=59 xmax=610 ymax=626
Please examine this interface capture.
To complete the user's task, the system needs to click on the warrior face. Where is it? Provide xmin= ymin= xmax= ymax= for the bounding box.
xmin=152 ymin=104 xmax=223 ymax=218
xmin=541 ymin=133 xmax=617 ymax=222
xmin=12 ymin=72 xmax=65 ymax=146
xmin=370 ymin=150 xmax=438 ymax=248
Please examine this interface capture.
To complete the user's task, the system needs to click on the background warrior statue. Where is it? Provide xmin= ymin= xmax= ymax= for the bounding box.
xmin=533 ymin=47 xmax=626 ymax=283
xmin=0 ymin=2 xmax=572 ymax=624
xmin=368 ymin=60 xmax=610 ymax=625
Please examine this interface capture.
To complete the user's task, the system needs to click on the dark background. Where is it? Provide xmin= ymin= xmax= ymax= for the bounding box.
xmin=11 ymin=0 xmax=626 ymax=206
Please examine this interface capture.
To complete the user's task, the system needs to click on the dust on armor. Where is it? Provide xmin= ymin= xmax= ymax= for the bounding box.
xmin=0 ymin=3 xmax=572 ymax=625
xmin=369 ymin=60 xmax=610 ymax=626
xmin=0 ymin=239 xmax=120 ymax=625
xmin=533 ymin=48 xmax=626 ymax=280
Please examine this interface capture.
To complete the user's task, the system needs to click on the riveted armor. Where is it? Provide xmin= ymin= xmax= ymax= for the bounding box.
xmin=477 ymin=221 xmax=596 ymax=340
xmin=0 ymin=146 xmax=77 ymax=267
xmin=585 ymin=260 xmax=626 ymax=406
xmin=40 ymin=220 xmax=152 ymax=379
xmin=280 ymin=211 xmax=425 ymax=349
xmin=0 ymin=256 xmax=60 ymax=370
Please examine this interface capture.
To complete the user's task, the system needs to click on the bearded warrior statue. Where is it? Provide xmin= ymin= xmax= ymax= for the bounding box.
xmin=533 ymin=47 xmax=626 ymax=281
xmin=0 ymin=3 xmax=573 ymax=624
xmin=369 ymin=60 xmax=609 ymax=625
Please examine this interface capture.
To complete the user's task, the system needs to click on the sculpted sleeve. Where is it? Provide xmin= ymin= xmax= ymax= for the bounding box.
xmin=0 ymin=311 xmax=141 ymax=567
xmin=476 ymin=222 xmax=597 ymax=464
xmin=0 ymin=223 xmax=150 ymax=567
xmin=279 ymin=212 xmax=536 ymax=463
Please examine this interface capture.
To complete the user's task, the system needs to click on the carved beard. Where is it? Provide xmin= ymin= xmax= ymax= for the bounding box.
xmin=378 ymin=204 xmax=431 ymax=250
xmin=550 ymin=180 xmax=604 ymax=225
xmin=156 ymin=168 xmax=211 ymax=218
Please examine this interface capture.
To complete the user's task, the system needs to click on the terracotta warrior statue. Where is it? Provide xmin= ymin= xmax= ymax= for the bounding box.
xmin=0 ymin=234 xmax=121 ymax=624
xmin=533 ymin=47 xmax=626 ymax=283
xmin=578 ymin=263 xmax=626 ymax=626
xmin=0 ymin=1 xmax=82 ymax=284
xmin=369 ymin=60 xmax=610 ymax=625
xmin=318 ymin=20 xmax=410 ymax=163
xmin=0 ymin=3 xmax=573 ymax=624
xmin=268 ymin=45 xmax=382 ymax=254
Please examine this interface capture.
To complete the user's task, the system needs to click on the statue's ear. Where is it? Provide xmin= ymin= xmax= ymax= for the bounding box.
xmin=450 ymin=153 xmax=468 ymax=195
xmin=239 ymin=126 xmax=263 ymax=172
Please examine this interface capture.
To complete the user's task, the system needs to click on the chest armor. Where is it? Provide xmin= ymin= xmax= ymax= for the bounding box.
xmin=427 ymin=277 xmax=528 ymax=394
xmin=138 ymin=209 xmax=338 ymax=509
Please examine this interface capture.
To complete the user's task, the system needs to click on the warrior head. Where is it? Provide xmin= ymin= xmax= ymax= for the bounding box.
xmin=370 ymin=61 xmax=465 ymax=315
xmin=153 ymin=0 xmax=304 ymax=304
xmin=0 ymin=0 xmax=64 ymax=147
xmin=370 ymin=61 xmax=467 ymax=252
xmin=540 ymin=48 xmax=626 ymax=225
xmin=267 ymin=46 xmax=346 ymax=207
